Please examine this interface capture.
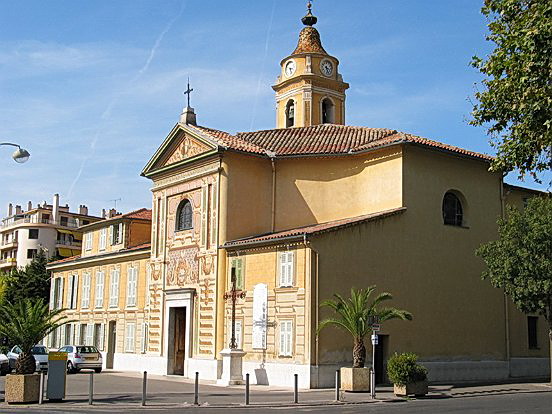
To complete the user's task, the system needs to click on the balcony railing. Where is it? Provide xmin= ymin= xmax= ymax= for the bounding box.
xmin=1 ymin=217 xmax=82 ymax=229
xmin=0 ymin=258 xmax=17 ymax=266
xmin=0 ymin=240 xmax=18 ymax=250
xmin=55 ymin=239 xmax=82 ymax=246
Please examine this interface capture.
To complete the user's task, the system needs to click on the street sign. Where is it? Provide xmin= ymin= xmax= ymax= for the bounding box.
xmin=371 ymin=323 xmax=380 ymax=332
xmin=371 ymin=334 xmax=378 ymax=345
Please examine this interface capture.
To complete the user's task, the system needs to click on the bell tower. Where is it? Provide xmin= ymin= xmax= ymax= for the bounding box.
xmin=273 ymin=2 xmax=349 ymax=128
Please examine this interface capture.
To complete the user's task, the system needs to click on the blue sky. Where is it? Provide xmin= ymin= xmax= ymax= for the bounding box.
xmin=0 ymin=0 xmax=547 ymax=217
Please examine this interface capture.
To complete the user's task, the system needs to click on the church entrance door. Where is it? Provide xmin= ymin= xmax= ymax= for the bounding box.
xmin=170 ymin=307 xmax=186 ymax=375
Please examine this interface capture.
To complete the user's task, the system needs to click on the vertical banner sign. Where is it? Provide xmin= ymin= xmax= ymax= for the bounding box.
xmin=252 ymin=284 xmax=268 ymax=349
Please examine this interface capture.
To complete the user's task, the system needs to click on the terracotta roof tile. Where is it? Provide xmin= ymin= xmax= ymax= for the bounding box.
xmin=114 ymin=208 xmax=152 ymax=221
xmin=48 ymin=254 xmax=81 ymax=265
xmin=187 ymin=124 xmax=492 ymax=162
xmin=223 ymin=207 xmax=406 ymax=248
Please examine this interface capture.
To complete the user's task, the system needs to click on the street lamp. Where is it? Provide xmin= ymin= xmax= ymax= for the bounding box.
xmin=0 ymin=142 xmax=31 ymax=163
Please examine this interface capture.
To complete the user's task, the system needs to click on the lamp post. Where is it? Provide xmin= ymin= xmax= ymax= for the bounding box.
xmin=0 ymin=142 xmax=31 ymax=163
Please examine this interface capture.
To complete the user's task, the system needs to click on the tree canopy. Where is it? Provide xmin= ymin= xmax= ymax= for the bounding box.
xmin=317 ymin=286 xmax=412 ymax=368
xmin=1 ymin=249 xmax=50 ymax=305
xmin=477 ymin=196 xmax=551 ymax=376
xmin=470 ymin=0 xmax=552 ymax=180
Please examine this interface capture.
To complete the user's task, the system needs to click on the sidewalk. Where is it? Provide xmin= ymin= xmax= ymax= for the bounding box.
xmin=0 ymin=370 xmax=550 ymax=410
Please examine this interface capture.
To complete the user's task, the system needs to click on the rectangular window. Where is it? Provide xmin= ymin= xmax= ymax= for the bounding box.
xmin=60 ymin=216 xmax=68 ymax=227
xmin=27 ymin=249 xmax=37 ymax=259
xmin=85 ymin=324 xmax=94 ymax=346
xmin=75 ymin=324 xmax=82 ymax=345
xmin=528 ymin=316 xmax=538 ymax=349
xmin=53 ymin=277 xmax=64 ymax=309
xmin=126 ymin=266 xmax=138 ymax=307
xmin=81 ymin=273 xmax=91 ymax=309
xmin=80 ymin=324 xmax=86 ymax=345
xmin=279 ymin=251 xmax=294 ymax=287
xmin=28 ymin=228 xmax=39 ymax=239
xmin=279 ymin=320 xmax=293 ymax=356
xmin=94 ymin=323 xmax=104 ymax=350
xmin=99 ymin=228 xmax=107 ymax=250
xmin=95 ymin=271 xmax=105 ymax=308
xmin=111 ymin=223 xmax=123 ymax=245
xmin=67 ymin=274 xmax=79 ymax=309
xmin=109 ymin=268 xmax=120 ymax=307
xmin=85 ymin=232 xmax=93 ymax=250
xmin=141 ymin=323 xmax=148 ymax=354
xmin=230 ymin=258 xmax=244 ymax=290
xmin=125 ymin=323 xmax=135 ymax=352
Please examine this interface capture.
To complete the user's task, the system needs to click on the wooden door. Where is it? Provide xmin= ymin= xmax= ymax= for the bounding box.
xmin=173 ymin=308 xmax=186 ymax=375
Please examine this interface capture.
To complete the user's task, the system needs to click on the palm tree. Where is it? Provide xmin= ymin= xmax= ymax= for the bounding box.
xmin=318 ymin=286 xmax=412 ymax=368
xmin=0 ymin=299 xmax=69 ymax=374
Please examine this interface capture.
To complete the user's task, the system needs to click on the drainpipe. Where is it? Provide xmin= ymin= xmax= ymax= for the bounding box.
xmin=305 ymin=237 xmax=320 ymax=379
xmin=500 ymin=173 xmax=511 ymax=375
xmin=269 ymin=152 xmax=276 ymax=232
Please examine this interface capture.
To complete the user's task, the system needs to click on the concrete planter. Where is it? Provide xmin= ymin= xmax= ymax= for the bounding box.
xmin=394 ymin=380 xmax=428 ymax=397
xmin=5 ymin=373 xmax=41 ymax=404
xmin=340 ymin=367 xmax=370 ymax=392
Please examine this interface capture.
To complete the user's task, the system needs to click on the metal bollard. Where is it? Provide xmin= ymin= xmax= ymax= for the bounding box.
xmin=335 ymin=369 xmax=340 ymax=401
xmin=39 ymin=371 xmax=45 ymax=404
xmin=88 ymin=371 xmax=94 ymax=405
xmin=370 ymin=368 xmax=376 ymax=399
xmin=141 ymin=371 xmax=147 ymax=406
xmin=293 ymin=373 xmax=298 ymax=404
xmin=245 ymin=373 xmax=250 ymax=405
xmin=194 ymin=371 xmax=199 ymax=405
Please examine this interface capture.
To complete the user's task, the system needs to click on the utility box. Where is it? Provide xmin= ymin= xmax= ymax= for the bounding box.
xmin=47 ymin=352 xmax=67 ymax=401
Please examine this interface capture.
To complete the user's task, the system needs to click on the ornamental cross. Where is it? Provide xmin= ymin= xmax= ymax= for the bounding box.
xmin=224 ymin=267 xmax=246 ymax=349
xmin=183 ymin=78 xmax=193 ymax=107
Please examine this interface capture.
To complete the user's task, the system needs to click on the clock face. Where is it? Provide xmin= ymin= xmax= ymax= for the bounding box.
xmin=284 ymin=60 xmax=296 ymax=77
xmin=320 ymin=59 xmax=334 ymax=77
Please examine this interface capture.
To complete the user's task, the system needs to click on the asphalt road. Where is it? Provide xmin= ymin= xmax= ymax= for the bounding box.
xmin=1 ymin=371 xmax=550 ymax=413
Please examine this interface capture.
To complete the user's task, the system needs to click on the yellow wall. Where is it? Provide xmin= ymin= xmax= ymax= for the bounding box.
xmin=49 ymin=252 xmax=150 ymax=353
xmin=224 ymin=147 xmax=403 ymax=239
xmin=225 ymin=246 xmax=309 ymax=364
xmin=82 ymin=219 xmax=151 ymax=257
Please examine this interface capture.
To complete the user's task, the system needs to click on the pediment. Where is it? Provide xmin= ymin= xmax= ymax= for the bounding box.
xmin=162 ymin=133 xmax=213 ymax=167
xmin=142 ymin=124 xmax=218 ymax=177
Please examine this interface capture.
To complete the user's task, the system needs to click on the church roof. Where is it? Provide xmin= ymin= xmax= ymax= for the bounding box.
xmin=223 ymin=207 xmax=406 ymax=249
xmin=190 ymin=124 xmax=493 ymax=161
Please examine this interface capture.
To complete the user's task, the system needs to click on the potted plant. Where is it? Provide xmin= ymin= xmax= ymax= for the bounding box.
xmin=0 ymin=299 xmax=69 ymax=404
xmin=317 ymin=286 xmax=412 ymax=392
xmin=387 ymin=352 xmax=428 ymax=397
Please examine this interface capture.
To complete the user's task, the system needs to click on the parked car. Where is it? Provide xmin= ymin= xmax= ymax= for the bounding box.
xmin=58 ymin=345 xmax=102 ymax=374
xmin=7 ymin=345 xmax=49 ymax=372
xmin=0 ymin=353 xmax=9 ymax=375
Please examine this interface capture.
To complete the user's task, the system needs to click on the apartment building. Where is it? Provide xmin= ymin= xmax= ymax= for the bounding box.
xmin=46 ymin=208 xmax=151 ymax=369
xmin=0 ymin=194 xmax=103 ymax=271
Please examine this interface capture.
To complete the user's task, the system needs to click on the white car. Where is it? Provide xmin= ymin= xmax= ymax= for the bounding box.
xmin=7 ymin=345 xmax=49 ymax=372
xmin=0 ymin=353 xmax=9 ymax=375
xmin=58 ymin=345 xmax=102 ymax=373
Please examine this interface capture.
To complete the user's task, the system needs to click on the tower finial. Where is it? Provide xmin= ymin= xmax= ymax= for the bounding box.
xmin=301 ymin=1 xmax=317 ymax=26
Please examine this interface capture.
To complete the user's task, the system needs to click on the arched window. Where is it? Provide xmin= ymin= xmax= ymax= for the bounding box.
xmin=442 ymin=192 xmax=463 ymax=226
xmin=321 ymin=98 xmax=335 ymax=124
xmin=285 ymin=100 xmax=295 ymax=128
xmin=176 ymin=199 xmax=193 ymax=231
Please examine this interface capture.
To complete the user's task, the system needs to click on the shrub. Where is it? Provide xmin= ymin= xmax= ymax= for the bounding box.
xmin=387 ymin=352 xmax=428 ymax=386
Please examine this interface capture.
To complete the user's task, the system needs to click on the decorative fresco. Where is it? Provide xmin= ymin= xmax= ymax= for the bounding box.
xmin=166 ymin=246 xmax=200 ymax=286
xmin=164 ymin=134 xmax=212 ymax=167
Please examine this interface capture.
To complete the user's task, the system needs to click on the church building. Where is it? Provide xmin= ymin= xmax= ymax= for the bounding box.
xmin=50 ymin=5 xmax=550 ymax=387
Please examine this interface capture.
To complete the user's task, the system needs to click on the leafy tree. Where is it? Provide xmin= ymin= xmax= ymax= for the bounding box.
xmin=470 ymin=0 xmax=552 ymax=180
xmin=477 ymin=196 xmax=552 ymax=379
xmin=3 ymin=249 xmax=50 ymax=305
xmin=0 ymin=299 xmax=69 ymax=374
xmin=317 ymin=286 xmax=412 ymax=368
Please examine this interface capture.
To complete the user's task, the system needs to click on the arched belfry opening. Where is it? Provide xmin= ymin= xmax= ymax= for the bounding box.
xmin=321 ymin=98 xmax=335 ymax=124
xmin=286 ymin=100 xmax=295 ymax=128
